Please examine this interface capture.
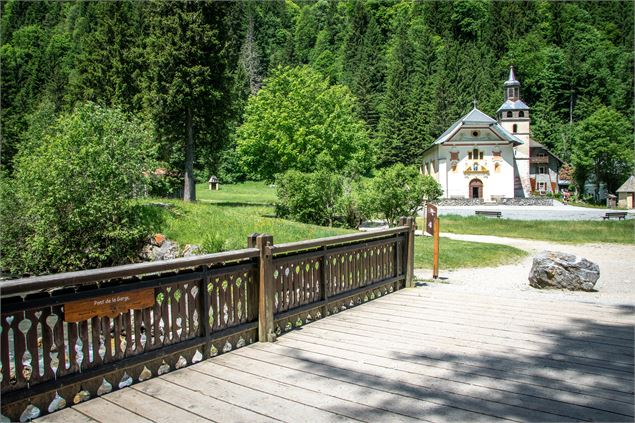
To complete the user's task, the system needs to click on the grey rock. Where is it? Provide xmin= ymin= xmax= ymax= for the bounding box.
xmin=529 ymin=251 xmax=600 ymax=291
xmin=140 ymin=239 xmax=179 ymax=261
xmin=182 ymin=244 xmax=202 ymax=257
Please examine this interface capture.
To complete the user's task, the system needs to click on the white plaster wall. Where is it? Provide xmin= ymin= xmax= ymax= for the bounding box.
xmin=442 ymin=144 xmax=515 ymax=199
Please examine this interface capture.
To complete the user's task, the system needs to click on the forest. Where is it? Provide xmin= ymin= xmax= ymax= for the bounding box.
xmin=1 ymin=0 xmax=634 ymax=193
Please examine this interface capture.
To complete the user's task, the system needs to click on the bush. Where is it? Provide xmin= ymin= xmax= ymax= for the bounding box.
xmin=275 ymin=170 xmax=348 ymax=227
xmin=359 ymin=164 xmax=442 ymax=226
xmin=1 ymin=103 xmax=157 ymax=275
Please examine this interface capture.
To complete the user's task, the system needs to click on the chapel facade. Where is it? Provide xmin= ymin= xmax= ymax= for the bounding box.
xmin=422 ymin=67 xmax=562 ymax=201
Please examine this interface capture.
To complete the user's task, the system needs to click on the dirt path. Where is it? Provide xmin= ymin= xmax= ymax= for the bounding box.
xmin=415 ymin=233 xmax=635 ymax=307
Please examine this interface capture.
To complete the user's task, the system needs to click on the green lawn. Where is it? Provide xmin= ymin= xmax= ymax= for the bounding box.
xmin=196 ymin=181 xmax=276 ymax=205
xmin=151 ymin=185 xmax=527 ymax=269
xmin=415 ymin=236 xmax=527 ymax=270
xmin=417 ymin=215 xmax=634 ymax=244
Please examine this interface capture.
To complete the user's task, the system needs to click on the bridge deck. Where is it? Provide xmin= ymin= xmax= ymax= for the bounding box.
xmin=38 ymin=287 xmax=634 ymax=422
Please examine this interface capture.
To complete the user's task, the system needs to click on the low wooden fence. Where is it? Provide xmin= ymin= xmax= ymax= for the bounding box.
xmin=0 ymin=218 xmax=415 ymax=421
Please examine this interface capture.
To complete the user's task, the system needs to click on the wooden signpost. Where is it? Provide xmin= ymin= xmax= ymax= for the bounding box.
xmin=64 ymin=288 xmax=155 ymax=322
xmin=425 ymin=204 xmax=440 ymax=279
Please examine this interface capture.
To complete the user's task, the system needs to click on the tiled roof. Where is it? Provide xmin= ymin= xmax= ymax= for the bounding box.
xmin=497 ymin=99 xmax=530 ymax=112
xmin=434 ymin=107 xmax=523 ymax=146
xmin=617 ymin=175 xmax=635 ymax=192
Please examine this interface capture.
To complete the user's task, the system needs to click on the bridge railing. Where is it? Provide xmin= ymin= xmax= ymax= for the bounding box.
xmin=0 ymin=217 xmax=415 ymax=421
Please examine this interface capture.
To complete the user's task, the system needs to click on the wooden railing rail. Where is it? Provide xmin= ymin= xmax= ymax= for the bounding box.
xmin=0 ymin=219 xmax=416 ymax=422
xmin=1 ymin=249 xmax=260 ymax=297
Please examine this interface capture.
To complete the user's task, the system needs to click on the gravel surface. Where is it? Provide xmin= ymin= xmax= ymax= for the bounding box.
xmin=436 ymin=202 xmax=635 ymax=221
xmin=415 ymin=233 xmax=635 ymax=307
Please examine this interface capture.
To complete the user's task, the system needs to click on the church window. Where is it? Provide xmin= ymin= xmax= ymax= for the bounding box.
xmin=519 ymin=111 xmax=525 ymax=117
xmin=479 ymin=152 xmax=483 ymax=160
xmin=538 ymin=166 xmax=546 ymax=174
xmin=514 ymin=87 xmax=519 ymax=98
xmin=507 ymin=88 xmax=514 ymax=99
xmin=472 ymin=130 xmax=480 ymax=137
xmin=472 ymin=148 xmax=479 ymax=159
xmin=450 ymin=152 xmax=459 ymax=161
xmin=468 ymin=152 xmax=473 ymax=160
xmin=493 ymin=150 xmax=502 ymax=158
xmin=513 ymin=124 xmax=518 ymax=133
xmin=506 ymin=111 xmax=513 ymax=118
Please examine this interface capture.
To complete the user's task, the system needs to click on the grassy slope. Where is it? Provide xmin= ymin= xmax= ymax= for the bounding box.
xmin=153 ymin=183 xmax=528 ymax=269
xmin=417 ymin=215 xmax=635 ymax=244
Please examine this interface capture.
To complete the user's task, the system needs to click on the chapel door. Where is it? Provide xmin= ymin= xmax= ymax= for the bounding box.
xmin=469 ymin=179 xmax=483 ymax=199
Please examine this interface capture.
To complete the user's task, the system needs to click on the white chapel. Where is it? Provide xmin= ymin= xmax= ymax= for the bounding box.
xmin=422 ymin=67 xmax=562 ymax=201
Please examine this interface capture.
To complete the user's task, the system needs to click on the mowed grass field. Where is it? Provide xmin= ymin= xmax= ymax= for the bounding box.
xmin=196 ymin=181 xmax=276 ymax=204
xmin=150 ymin=182 xmax=528 ymax=269
xmin=417 ymin=215 xmax=635 ymax=244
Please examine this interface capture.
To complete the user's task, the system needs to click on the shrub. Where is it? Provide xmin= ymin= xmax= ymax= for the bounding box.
xmin=359 ymin=164 xmax=442 ymax=226
xmin=1 ymin=103 xmax=156 ymax=275
xmin=275 ymin=170 xmax=346 ymax=227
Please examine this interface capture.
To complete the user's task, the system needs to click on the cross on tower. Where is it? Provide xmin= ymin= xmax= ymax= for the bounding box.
xmin=473 ymin=99 xmax=478 ymax=109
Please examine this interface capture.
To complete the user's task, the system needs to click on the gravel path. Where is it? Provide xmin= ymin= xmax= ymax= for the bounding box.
xmin=437 ymin=203 xmax=635 ymax=220
xmin=415 ymin=233 xmax=635 ymax=307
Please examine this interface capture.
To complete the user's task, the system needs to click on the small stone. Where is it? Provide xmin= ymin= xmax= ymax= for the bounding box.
xmin=182 ymin=244 xmax=202 ymax=257
xmin=529 ymin=251 xmax=600 ymax=291
xmin=153 ymin=233 xmax=166 ymax=247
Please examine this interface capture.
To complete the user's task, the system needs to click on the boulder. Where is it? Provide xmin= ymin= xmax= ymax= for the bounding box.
xmin=529 ymin=251 xmax=600 ymax=291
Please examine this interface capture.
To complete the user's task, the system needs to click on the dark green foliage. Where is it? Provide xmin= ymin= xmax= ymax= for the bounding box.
xmin=359 ymin=164 xmax=442 ymax=226
xmin=1 ymin=0 xmax=633 ymax=207
xmin=572 ymin=107 xmax=634 ymax=195
xmin=145 ymin=1 xmax=236 ymax=202
xmin=0 ymin=103 xmax=157 ymax=276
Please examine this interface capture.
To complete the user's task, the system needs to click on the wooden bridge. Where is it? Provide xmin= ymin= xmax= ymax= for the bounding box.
xmin=2 ymin=219 xmax=633 ymax=422
xmin=39 ymin=287 xmax=634 ymax=422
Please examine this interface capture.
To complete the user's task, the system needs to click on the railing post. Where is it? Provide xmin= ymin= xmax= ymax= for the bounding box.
xmin=400 ymin=217 xmax=415 ymax=288
xmin=321 ymin=246 xmax=329 ymax=318
xmin=256 ymin=234 xmax=275 ymax=342
xmin=247 ymin=233 xmax=260 ymax=248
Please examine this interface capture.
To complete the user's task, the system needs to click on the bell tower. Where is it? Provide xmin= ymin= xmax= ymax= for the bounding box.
xmin=497 ymin=66 xmax=531 ymax=197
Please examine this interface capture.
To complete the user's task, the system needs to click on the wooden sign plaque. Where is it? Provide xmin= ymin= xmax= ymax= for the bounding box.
xmin=425 ymin=204 xmax=438 ymax=236
xmin=64 ymin=288 xmax=155 ymax=322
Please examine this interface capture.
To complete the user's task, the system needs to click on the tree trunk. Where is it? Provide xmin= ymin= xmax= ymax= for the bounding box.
xmin=184 ymin=107 xmax=196 ymax=202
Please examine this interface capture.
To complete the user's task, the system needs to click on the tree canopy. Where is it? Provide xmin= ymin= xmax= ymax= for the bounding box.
xmin=236 ymin=66 xmax=374 ymax=181
xmin=1 ymin=0 xmax=633 ymax=195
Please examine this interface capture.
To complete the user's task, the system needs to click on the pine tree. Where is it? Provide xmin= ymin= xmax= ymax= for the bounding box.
xmin=145 ymin=2 xmax=234 ymax=201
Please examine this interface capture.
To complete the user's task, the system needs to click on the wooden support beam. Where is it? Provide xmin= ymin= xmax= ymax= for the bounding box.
xmin=256 ymin=234 xmax=275 ymax=342
xmin=405 ymin=217 xmax=415 ymax=287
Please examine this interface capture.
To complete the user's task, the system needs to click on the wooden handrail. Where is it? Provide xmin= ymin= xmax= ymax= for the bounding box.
xmin=271 ymin=226 xmax=409 ymax=254
xmin=0 ymin=248 xmax=260 ymax=297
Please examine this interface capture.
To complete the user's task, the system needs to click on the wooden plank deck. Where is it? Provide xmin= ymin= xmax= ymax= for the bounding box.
xmin=37 ymin=287 xmax=634 ymax=423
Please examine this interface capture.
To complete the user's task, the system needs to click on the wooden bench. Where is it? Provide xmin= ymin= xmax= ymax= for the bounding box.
xmin=602 ymin=212 xmax=627 ymax=220
xmin=475 ymin=210 xmax=502 ymax=218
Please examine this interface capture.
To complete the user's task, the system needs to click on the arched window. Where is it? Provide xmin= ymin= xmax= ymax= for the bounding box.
xmin=513 ymin=124 xmax=518 ymax=133
xmin=519 ymin=111 xmax=525 ymax=117
xmin=506 ymin=111 xmax=513 ymax=118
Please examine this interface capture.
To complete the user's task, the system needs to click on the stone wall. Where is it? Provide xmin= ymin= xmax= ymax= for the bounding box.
xmin=435 ymin=197 xmax=554 ymax=206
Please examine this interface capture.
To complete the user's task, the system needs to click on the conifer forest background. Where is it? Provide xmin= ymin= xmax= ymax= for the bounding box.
xmin=2 ymin=0 xmax=633 ymax=186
